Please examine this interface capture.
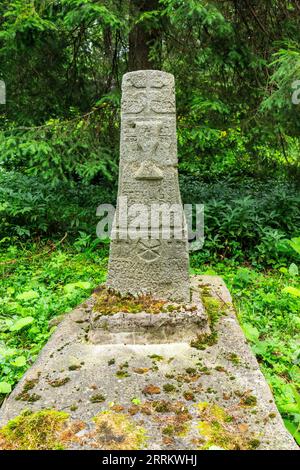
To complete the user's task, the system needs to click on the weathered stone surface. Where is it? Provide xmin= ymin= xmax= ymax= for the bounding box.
xmin=107 ymin=70 xmax=190 ymax=303
xmin=0 ymin=276 xmax=297 ymax=450
xmin=88 ymin=277 xmax=207 ymax=344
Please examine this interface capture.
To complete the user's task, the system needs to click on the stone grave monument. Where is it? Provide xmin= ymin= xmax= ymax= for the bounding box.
xmin=107 ymin=70 xmax=190 ymax=303
xmin=0 ymin=71 xmax=297 ymax=451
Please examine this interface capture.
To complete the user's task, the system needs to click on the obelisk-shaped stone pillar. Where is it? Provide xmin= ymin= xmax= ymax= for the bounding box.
xmin=107 ymin=70 xmax=190 ymax=302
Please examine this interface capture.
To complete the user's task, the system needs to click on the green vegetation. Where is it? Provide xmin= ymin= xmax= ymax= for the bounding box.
xmin=0 ymin=244 xmax=106 ymax=401
xmin=0 ymin=1 xmax=299 ymax=257
xmin=0 ymin=0 xmax=299 ymax=449
xmin=196 ymin=402 xmax=260 ymax=450
xmin=191 ymin=287 xmax=225 ymax=350
xmin=163 ymin=383 xmax=176 ymax=393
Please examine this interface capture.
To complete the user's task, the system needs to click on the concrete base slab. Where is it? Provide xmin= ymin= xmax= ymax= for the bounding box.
xmin=0 ymin=276 xmax=297 ymax=450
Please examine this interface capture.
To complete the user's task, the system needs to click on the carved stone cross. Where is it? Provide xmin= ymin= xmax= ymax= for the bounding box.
xmin=107 ymin=70 xmax=190 ymax=302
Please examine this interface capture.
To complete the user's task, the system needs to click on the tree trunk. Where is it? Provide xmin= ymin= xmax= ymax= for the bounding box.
xmin=128 ymin=0 xmax=160 ymax=71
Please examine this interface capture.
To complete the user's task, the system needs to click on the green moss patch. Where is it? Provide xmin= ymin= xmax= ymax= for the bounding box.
xmin=196 ymin=402 xmax=260 ymax=450
xmin=0 ymin=409 xmax=69 ymax=450
xmin=116 ymin=370 xmax=130 ymax=379
xmin=90 ymin=393 xmax=106 ymax=403
xmin=15 ymin=376 xmax=41 ymax=402
xmin=240 ymin=395 xmax=257 ymax=407
xmin=149 ymin=354 xmax=164 ymax=362
xmin=226 ymin=353 xmax=241 ymax=366
xmin=191 ymin=331 xmax=218 ymax=350
xmin=93 ymin=286 xmax=167 ymax=316
xmin=163 ymin=383 xmax=176 ymax=393
xmin=157 ymin=405 xmax=191 ymax=438
xmin=202 ymin=295 xmax=224 ymax=328
xmin=48 ymin=377 xmax=70 ymax=388
xmin=22 ymin=378 xmax=39 ymax=392
xmin=191 ymin=287 xmax=226 ymax=350
xmin=15 ymin=392 xmax=41 ymax=402
xmin=92 ymin=411 xmax=147 ymax=450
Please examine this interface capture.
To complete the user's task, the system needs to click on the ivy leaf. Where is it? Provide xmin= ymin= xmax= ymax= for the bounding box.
xmin=0 ymin=381 xmax=12 ymax=394
xmin=282 ymin=286 xmax=300 ymax=298
xmin=289 ymin=263 xmax=299 ymax=276
xmin=11 ymin=355 xmax=26 ymax=367
xmin=0 ymin=346 xmax=17 ymax=358
xmin=242 ymin=323 xmax=259 ymax=343
xmin=16 ymin=290 xmax=39 ymax=301
xmin=289 ymin=238 xmax=300 ymax=256
xmin=64 ymin=282 xmax=91 ymax=293
xmin=280 ymin=403 xmax=299 ymax=414
xmin=10 ymin=316 xmax=34 ymax=331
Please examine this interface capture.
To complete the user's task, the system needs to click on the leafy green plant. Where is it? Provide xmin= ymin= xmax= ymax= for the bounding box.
xmin=188 ymin=177 xmax=300 ymax=267
xmin=282 ymin=237 xmax=300 ymax=298
xmin=0 ymin=243 xmax=107 ymax=402
xmin=207 ymin=264 xmax=300 ymax=445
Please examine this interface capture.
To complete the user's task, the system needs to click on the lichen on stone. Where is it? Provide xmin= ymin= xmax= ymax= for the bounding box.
xmin=196 ymin=402 xmax=260 ymax=450
xmin=90 ymin=393 xmax=106 ymax=403
xmin=226 ymin=352 xmax=241 ymax=366
xmin=92 ymin=411 xmax=147 ymax=450
xmin=191 ymin=286 xmax=227 ymax=350
xmin=163 ymin=383 xmax=176 ymax=393
xmin=48 ymin=377 xmax=70 ymax=388
xmin=142 ymin=384 xmax=161 ymax=395
xmin=93 ymin=286 xmax=167 ymax=316
xmin=15 ymin=391 xmax=41 ymax=402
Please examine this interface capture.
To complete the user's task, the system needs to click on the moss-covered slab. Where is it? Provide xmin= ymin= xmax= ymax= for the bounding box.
xmin=0 ymin=276 xmax=297 ymax=450
xmin=88 ymin=280 xmax=208 ymax=344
